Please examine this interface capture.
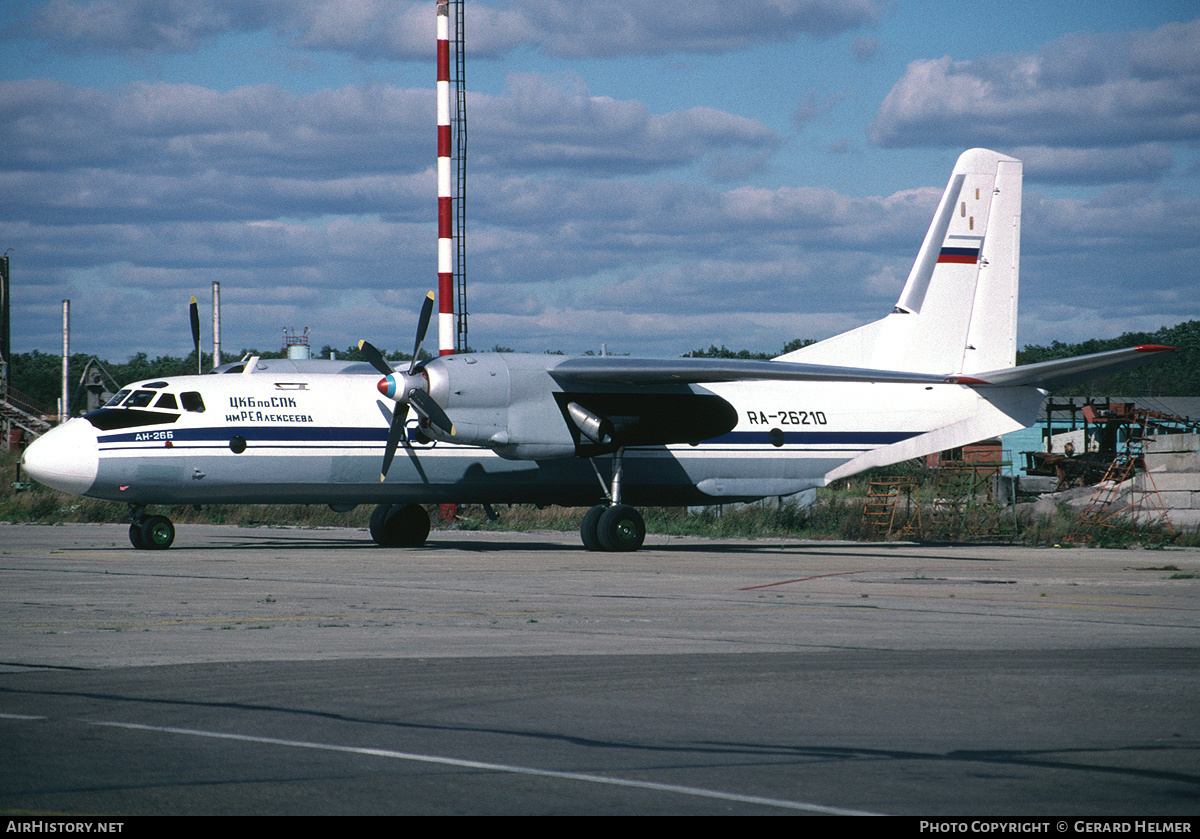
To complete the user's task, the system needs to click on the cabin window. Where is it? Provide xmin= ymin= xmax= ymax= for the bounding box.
xmin=181 ymin=392 xmax=205 ymax=413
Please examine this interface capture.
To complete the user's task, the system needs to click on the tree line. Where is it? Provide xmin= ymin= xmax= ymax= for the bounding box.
xmin=1013 ymin=319 xmax=1200 ymax=397
xmin=5 ymin=320 xmax=1198 ymax=414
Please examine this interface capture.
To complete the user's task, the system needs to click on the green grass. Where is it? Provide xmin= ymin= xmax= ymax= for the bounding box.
xmin=5 ymin=444 xmax=1197 ymax=547
xmin=452 ymin=495 xmax=872 ymax=541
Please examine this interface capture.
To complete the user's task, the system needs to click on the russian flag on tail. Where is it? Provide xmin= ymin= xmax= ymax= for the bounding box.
xmin=937 ymin=246 xmax=980 ymax=264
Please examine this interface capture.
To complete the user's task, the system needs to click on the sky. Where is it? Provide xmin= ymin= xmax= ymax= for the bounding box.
xmin=1 ymin=0 xmax=1198 ymax=364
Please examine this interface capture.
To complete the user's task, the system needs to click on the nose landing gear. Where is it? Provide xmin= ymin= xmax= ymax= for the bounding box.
xmin=369 ymin=503 xmax=431 ymax=547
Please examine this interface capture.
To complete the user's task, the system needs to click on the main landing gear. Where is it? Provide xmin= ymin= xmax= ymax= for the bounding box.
xmin=369 ymin=503 xmax=431 ymax=547
xmin=127 ymin=506 xmax=175 ymax=550
xmin=580 ymin=503 xmax=646 ymax=552
xmin=580 ymin=449 xmax=647 ymax=552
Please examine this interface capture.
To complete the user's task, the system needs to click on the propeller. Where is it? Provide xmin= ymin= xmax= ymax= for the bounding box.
xmin=189 ymin=296 xmax=201 ymax=374
xmin=360 ymin=292 xmax=455 ymax=481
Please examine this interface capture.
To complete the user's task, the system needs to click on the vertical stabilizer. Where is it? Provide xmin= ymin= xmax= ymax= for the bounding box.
xmin=779 ymin=149 xmax=1022 ymax=375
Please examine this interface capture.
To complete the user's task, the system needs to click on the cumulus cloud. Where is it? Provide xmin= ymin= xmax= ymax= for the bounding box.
xmin=871 ymin=16 xmax=1200 ymax=155
xmin=484 ymin=0 xmax=880 ymax=59
xmin=4 ymin=4 xmax=1196 ymax=360
xmin=791 ymin=89 xmax=850 ymax=129
xmin=13 ymin=0 xmax=880 ymax=59
xmin=471 ymin=73 xmax=780 ymax=177
xmin=0 ymin=79 xmax=433 ymax=179
xmin=1010 ymin=144 xmax=1175 ymax=184
xmin=0 ymin=73 xmax=782 ymax=253
xmin=851 ymin=35 xmax=878 ymax=62
xmin=0 ymin=72 xmax=786 ymax=355
xmin=1 ymin=72 xmax=778 ymax=185
xmin=17 ymin=0 xmax=279 ymax=53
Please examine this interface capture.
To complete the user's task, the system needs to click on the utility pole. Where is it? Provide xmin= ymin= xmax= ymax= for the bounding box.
xmin=60 ymin=300 xmax=69 ymax=424
xmin=1 ymin=252 xmax=10 ymax=447
xmin=212 ymin=281 xmax=222 ymax=369
xmin=452 ymin=0 xmax=468 ymax=353
xmin=436 ymin=0 xmax=468 ymax=354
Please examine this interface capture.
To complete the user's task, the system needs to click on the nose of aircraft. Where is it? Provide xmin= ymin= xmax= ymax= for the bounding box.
xmin=21 ymin=418 xmax=100 ymax=496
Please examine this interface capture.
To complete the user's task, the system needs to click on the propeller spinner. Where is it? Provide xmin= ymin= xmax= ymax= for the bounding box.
xmin=360 ymin=292 xmax=455 ymax=481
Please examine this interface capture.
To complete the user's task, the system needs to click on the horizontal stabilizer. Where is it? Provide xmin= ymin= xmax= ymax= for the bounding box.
xmin=967 ymin=345 xmax=1176 ymax=390
xmin=550 ymin=356 xmax=975 ymax=387
xmin=824 ymin=385 xmax=1046 ymax=483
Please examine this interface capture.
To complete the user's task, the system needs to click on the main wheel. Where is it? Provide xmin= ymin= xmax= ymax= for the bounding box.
xmin=129 ymin=522 xmax=145 ymax=549
xmin=597 ymin=504 xmax=645 ymax=552
xmin=138 ymin=515 xmax=175 ymax=550
xmin=369 ymin=503 xmax=431 ymax=547
xmin=580 ymin=505 xmax=606 ymax=551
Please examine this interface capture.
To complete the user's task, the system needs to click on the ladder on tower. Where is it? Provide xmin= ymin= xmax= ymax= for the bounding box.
xmin=1065 ymin=415 xmax=1174 ymax=543
xmin=451 ymin=0 xmax=468 ymax=352
xmin=0 ymin=385 xmax=53 ymax=444
xmin=861 ymin=478 xmax=921 ymax=539
xmin=926 ymin=459 xmax=1015 ymax=541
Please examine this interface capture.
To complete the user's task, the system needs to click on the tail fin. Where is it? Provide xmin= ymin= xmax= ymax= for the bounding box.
xmin=778 ymin=148 xmax=1022 ymax=375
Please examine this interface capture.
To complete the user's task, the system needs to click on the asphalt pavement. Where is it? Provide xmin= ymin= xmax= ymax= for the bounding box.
xmin=2 ymin=523 xmax=1197 ymax=816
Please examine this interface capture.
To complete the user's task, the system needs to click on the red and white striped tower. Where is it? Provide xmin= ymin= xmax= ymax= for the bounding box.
xmin=436 ymin=0 xmax=454 ymax=355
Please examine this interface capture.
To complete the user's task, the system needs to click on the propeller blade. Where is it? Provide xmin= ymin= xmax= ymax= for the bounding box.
xmin=410 ymin=291 xmax=435 ymax=373
xmin=380 ymin=402 xmax=409 ymax=481
xmin=409 ymin=388 xmax=454 ymax=438
xmin=367 ymin=292 xmax=450 ymax=480
xmin=357 ymin=340 xmax=394 ymax=377
xmin=189 ymin=296 xmax=201 ymax=374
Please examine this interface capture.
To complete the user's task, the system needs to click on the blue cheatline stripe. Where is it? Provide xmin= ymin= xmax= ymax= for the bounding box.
xmin=98 ymin=426 xmax=387 ymax=444
xmin=714 ymin=430 xmax=919 ymax=445
xmin=99 ymin=426 xmax=920 ymax=448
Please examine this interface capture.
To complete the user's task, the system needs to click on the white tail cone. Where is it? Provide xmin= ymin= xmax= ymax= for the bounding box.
xmin=21 ymin=418 xmax=99 ymax=496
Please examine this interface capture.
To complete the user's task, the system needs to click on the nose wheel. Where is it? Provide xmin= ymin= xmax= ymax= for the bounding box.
xmin=127 ymin=507 xmax=176 ymax=550
xmin=369 ymin=503 xmax=431 ymax=547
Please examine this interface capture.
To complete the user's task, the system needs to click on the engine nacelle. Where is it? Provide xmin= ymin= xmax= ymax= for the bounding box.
xmin=421 ymin=353 xmax=578 ymax=459
xmin=415 ymin=352 xmax=738 ymax=460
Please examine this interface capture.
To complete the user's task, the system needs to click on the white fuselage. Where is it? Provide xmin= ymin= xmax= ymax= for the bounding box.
xmin=23 ymin=364 xmax=1042 ymax=509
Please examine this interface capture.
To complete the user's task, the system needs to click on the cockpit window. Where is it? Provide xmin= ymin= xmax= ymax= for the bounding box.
xmin=86 ymin=385 xmax=203 ymax=429
xmin=124 ymin=390 xmax=156 ymax=408
xmin=84 ymin=409 xmax=180 ymax=431
xmin=181 ymin=392 xmax=205 ymax=413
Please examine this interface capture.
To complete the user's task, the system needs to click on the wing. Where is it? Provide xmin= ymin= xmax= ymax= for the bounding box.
xmin=540 ymin=357 xmax=966 ymax=455
xmin=550 ymin=356 xmax=974 ymax=386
